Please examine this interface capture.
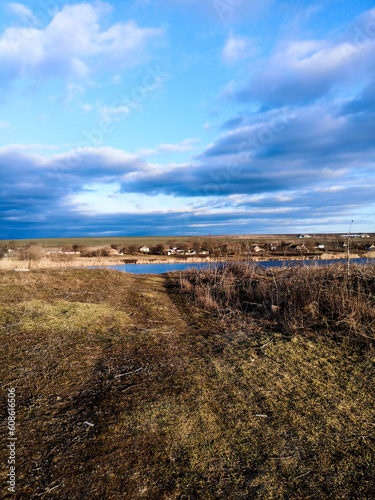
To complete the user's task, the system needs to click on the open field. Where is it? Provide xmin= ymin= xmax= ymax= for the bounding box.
xmin=1 ymin=233 xmax=374 ymax=249
xmin=0 ymin=236 xmax=206 ymax=249
xmin=1 ymin=263 xmax=375 ymax=498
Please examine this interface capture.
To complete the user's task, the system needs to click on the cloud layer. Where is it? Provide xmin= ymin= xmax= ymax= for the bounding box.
xmin=1 ymin=3 xmax=375 ymax=238
xmin=0 ymin=2 xmax=163 ymax=85
xmin=227 ymin=8 xmax=375 ymax=105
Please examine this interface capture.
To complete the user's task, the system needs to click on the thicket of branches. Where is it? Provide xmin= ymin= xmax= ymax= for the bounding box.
xmin=180 ymin=262 xmax=375 ymax=346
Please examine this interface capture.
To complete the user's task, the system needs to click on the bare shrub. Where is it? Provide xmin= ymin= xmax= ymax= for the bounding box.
xmin=18 ymin=244 xmax=44 ymax=262
xmin=80 ymin=246 xmax=111 ymax=258
xmin=179 ymin=262 xmax=375 ymax=346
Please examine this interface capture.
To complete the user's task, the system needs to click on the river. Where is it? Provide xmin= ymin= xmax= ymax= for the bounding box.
xmin=92 ymin=257 xmax=375 ymax=275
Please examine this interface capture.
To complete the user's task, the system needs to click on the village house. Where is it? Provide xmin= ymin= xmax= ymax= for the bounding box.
xmin=139 ymin=246 xmax=150 ymax=253
xmin=167 ymin=247 xmax=179 ymax=255
xmin=252 ymin=245 xmax=264 ymax=253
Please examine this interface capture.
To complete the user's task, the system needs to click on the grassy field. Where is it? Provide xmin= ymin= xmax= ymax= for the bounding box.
xmin=2 ymin=233 xmax=373 ymax=249
xmin=0 ymin=264 xmax=374 ymax=499
xmin=0 ymin=236 xmax=206 ymax=248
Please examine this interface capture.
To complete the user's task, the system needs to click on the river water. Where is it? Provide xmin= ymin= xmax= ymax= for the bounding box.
xmin=92 ymin=257 xmax=375 ymax=275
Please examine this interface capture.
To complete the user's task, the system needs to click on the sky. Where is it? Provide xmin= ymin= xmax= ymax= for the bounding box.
xmin=1 ymin=0 xmax=375 ymax=239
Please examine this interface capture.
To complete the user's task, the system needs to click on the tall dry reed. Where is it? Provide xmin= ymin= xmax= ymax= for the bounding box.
xmin=180 ymin=262 xmax=375 ymax=345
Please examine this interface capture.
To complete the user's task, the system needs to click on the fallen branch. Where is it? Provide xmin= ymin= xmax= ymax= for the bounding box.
xmin=55 ymin=291 xmax=100 ymax=300
xmin=115 ymin=367 xmax=144 ymax=378
xmin=250 ymin=338 xmax=274 ymax=349
xmin=293 ymin=470 xmax=312 ymax=480
xmin=121 ymin=383 xmax=144 ymax=392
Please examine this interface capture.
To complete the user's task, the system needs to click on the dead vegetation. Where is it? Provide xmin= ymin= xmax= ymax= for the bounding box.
xmin=0 ymin=265 xmax=374 ymax=499
xmin=180 ymin=261 xmax=375 ymax=346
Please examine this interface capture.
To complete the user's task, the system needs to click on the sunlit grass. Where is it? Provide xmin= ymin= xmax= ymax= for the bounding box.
xmin=0 ymin=266 xmax=374 ymax=498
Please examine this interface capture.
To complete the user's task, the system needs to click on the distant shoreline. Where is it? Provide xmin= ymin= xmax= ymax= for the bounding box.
xmin=2 ymin=251 xmax=374 ymax=270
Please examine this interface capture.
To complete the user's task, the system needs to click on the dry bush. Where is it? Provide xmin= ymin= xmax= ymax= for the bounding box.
xmin=80 ymin=246 xmax=111 ymax=258
xmin=180 ymin=262 xmax=375 ymax=346
xmin=18 ymin=244 xmax=44 ymax=261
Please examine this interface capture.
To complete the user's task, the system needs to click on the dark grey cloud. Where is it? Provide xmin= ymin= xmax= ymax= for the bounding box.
xmin=2 ymin=85 xmax=375 ymax=239
xmin=0 ymin=146 xmax=145 ymax=227
xmin=119 ymin=97 xmax=375 ymax=200
xmin=2 ymin=181 xmax=374 ymax=240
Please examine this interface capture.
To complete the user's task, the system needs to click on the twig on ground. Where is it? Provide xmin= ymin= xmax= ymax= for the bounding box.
xmin=54 ymin=291 xmax=101 ymax=300
xmin=115 ymin=367 xmax=144 ymax=378
xmin=293 ymin=470 xmax=312 ymax=480
xmin=121 ymin=383 xmax=144 ymax=392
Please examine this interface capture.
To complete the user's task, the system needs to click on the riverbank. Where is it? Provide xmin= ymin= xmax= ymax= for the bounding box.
xmin=1 ymin=251 xmax=373 ymax=270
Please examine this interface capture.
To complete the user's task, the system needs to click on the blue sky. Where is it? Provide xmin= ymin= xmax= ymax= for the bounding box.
xmin=1 ymin=0 xmax=375 ymax=238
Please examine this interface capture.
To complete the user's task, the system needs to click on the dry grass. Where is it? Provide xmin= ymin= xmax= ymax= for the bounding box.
xmin=0 ymin=256 xmax=125 ymax=270
xmin=180 ymin=261 xmax=375 ymax=346
xmin=0 ymin=265 xmax=374 ymax=499
xmin=0 ymin=255 xmax=216 ymax=270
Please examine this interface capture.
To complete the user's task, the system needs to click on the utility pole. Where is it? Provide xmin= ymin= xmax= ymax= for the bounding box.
xmin=347 ymin=220 xmax=353 ymax=278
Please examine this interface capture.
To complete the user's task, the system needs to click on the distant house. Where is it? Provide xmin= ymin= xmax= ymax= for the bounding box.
xmin=316 ymin=244 xmax=325 ymax=250
xmin=290 ymin=244 xmax=307 ymax=251
xmin=139 ymin=246 xmax=150 ymax=253
xmin=341 ymin=234 xmax=367 ymax=238
xmin=367 ymin=245 xmax=375 ymax=251
xmin=167 ymin=247 xmax=179 ymax=255
xmin=297 ymin=234 xmax=312 ymax=239
xmin=252 ymin=245 xmax=264 ymax=253
xmin=199 ymin=250 xmax=209 ymax=255
xmin=270 ymin=244 xmax=277 ymax=251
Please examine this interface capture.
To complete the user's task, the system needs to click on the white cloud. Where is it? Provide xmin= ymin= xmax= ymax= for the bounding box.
xmin=6 ymin=3 xmax=36 ymax=22
xmin=112 ymin=75 xmax=123 ymax=84
xmin=0 ymin=3 xmax=164 ymax=86
xmin=137 ymin=138 xmax=200 ymax=157
xmin=99 ymin=105 xmax=130 ymax=122
xmin=222 ymin=33 xmax=253 ymax=64
xmin=232 ymin=7 xmax=375 ymax=104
